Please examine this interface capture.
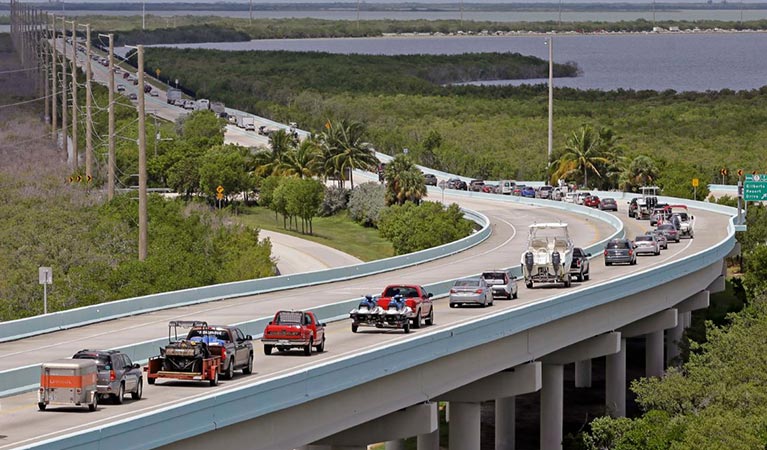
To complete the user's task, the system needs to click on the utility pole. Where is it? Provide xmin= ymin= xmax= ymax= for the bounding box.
xmin=69 ymin=19 xmax=78 ymax=169
xmin=546 ymin=36 xmax=554 ymax=181
xmin=100 ymin=33 xmax=116 ymax=200
xmin=249 ymin=0 xmax=253 ymax=24
xmin=43 ymin=11 xmax=50 ymax=126
xmin=50 ymin=14 xmax=57 ymax=141
xmin=137 ymin=45 xmax=148 ymax=261
xmin=60 ymin=16 xmax=68 ymax=163
xmin=84 ymin=24 xmax=93 ymax=181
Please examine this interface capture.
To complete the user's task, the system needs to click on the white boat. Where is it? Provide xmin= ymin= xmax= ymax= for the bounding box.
xmin=521 ymin=223 xmax=574 ymax=288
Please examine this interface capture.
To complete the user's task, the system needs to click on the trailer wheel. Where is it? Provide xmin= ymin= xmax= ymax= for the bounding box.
xmin=38 ymin=402 xmax=46 ymax=411
xmin=351 ymin=323 xmax=358 ymax=333
xmin=210 ymin=369 xmax=219 ymax=387
xmin=264 ymin=345 xmax=273 ymax=356
xmin=404 ymin=321 xmax=410 ymax=334
xmin=148 ymin=377 xmax=156 ymax=385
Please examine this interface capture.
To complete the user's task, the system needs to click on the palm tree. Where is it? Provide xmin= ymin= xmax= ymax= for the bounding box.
xmin=251 ymin=146 xmax=284 ymax=178
xmin=384 ymin=155 xmax=427 ymax=206
xmin=280 ymin=138 xmax=322 ymax=179
xmin=268 ymin=129 xmax=294 ymax=158
xmin=555 ymin=125 xmax=610 ymax=188
xmin=624 ymin=155 xmax=660 ymax=189
xmin=321 ymin=119 xmax=378 ymax=188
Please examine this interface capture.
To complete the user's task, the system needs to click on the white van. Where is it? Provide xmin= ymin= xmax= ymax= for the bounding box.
xmin=499 ymin=180 xmax=516 ymax=195
xmin=564 ymin=192 xmax=578 ymax=203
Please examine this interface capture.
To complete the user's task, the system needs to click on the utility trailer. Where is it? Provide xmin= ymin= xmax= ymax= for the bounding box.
xmin=38 ymin=359 xmax=98 ymax=411
xmin=145 ymin=320 xmax=221 ymax=386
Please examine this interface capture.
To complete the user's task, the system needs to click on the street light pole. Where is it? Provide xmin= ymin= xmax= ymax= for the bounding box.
xmin=546 ymin=36 xmax=554 ymax=183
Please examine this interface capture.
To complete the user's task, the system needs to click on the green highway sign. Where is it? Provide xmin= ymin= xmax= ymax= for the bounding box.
xmin=744 ymin=174 xmax=767 ymax=201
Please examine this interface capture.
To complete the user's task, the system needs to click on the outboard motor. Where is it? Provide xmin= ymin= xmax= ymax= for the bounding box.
xmin=551 ymin=251 xmax=561 ymax=274
xmin=524 ymin=251 xmax=534 ymax=273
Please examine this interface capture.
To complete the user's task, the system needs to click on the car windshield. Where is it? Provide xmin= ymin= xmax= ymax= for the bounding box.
xmin=454 ymin=279 xmax=480 ymax=287
xmin=573 ymin=248 xmax=584 ymax=257
xmin=603 ymin=198 xmax=615 ymax=203
xmin=383 ymin=286 xmax=418 ymax=297
xmin=636 ymin=236 xmax=653 ymax=242
xmin=607 ymin=240 xmax=630 ymax=249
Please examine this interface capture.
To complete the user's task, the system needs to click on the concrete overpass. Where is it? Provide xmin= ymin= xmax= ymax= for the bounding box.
xmin=0 ymin=36 xmax=744 ymax=450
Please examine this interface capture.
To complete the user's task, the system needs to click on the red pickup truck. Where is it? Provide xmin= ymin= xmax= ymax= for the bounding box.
xmin=262 ymin=310 xmax=326 ymax=356
xmin=378 ymin=284 xmax=434 ymax=329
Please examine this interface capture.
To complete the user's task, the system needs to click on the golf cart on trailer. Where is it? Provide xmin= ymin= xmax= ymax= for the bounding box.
xmin=145 ymin=320 xmax=221 ymax=386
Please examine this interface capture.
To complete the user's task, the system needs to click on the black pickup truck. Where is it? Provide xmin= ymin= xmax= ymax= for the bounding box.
xmin=570 ymin=247 xmax=591 ymax=282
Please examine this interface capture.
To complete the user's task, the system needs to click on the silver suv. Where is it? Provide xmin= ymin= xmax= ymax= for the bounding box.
xmin=73 ymin=349 xmax=143 ymax=404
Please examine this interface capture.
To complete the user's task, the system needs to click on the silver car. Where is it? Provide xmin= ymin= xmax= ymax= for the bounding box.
xmin=657 ymin=223 xmax=680 ymax=243
xmin=449 ymin=277 xmax=494 ymax=307
xmin=481 ymin=271 xmax=518 ymax=299
xmin=634 ymin=234 xmax=661 ymax=256
xmin=646 ymin=230 xmax=668 ymax=250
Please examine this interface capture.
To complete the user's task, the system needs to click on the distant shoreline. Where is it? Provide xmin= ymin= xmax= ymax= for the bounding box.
xmin=15 ymin=2 xmax=767 ymax=13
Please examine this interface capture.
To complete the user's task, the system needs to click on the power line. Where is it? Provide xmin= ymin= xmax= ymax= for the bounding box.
xmin=0 ymin=65 xmax=40 ymax=74
xmin=0 ymin=93 xmax=52 ymax=109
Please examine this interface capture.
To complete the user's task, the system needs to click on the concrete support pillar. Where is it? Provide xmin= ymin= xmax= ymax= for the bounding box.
xmin=449 ymin=402 xmax=480 ymax=450
xmin=605 ymin=338 xmax=627 ymax=418
xmin=540 ymin=364 xmax=563 ymax=450
xmin=385 ymin=441 xmax=405 ymax=450
xmin=574 ymin=359 xmax=592 ymax=388
xmin=417 ymin=429 xmax=439 ymax=450
xmin=495 ymin=396 xmax=515 ymax=450
xmin=645 ymin=330 xmax=665 ymax=378
xmin=683 ymin=311 xmax=692 ymax=329
xmin=666 ymin=320 xmax=684 ymax=367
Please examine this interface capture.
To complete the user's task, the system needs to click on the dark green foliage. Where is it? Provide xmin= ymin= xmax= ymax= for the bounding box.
xmin=0 ymin=187 xmax=275 ymax=321
xmin=139 ymin=46 xmax=767 ymax=188
xmin=112 ymin=24 xmax=251 ymax=47
xmin=348 ymin=182 xmax=386 ymax=227
xmin=378 ymin=202 xmax=473 ymax=255
xmin=142 ymin=48 xmax=576 ymax=106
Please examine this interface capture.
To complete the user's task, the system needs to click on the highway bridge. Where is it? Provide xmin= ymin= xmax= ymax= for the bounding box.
xmin=0 ymin=32 xmax=744 ymax=450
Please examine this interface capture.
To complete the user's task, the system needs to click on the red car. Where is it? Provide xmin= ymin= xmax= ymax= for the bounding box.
xmin=261 ymin=310 xmax=326 ymax=356
xmin=584 ymin=195 xmax=601 ymax=208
